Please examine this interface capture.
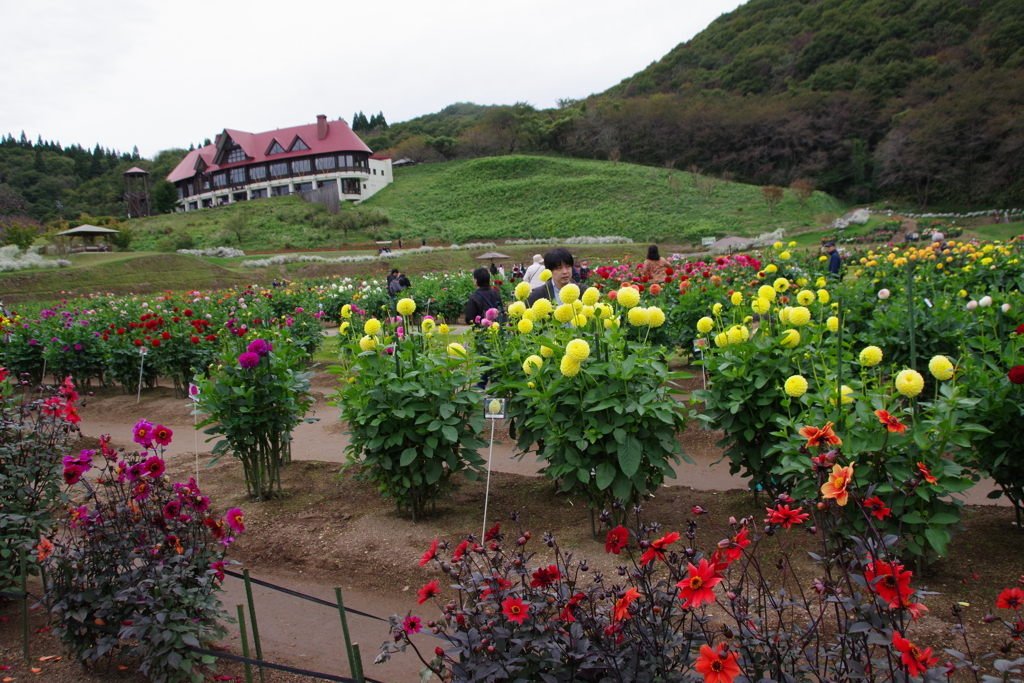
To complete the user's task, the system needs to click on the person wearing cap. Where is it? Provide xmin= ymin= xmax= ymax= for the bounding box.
xmin=825 ymin=241 xmax=842 ymax=278
xmin=523 ymin=254 xmax=545 ymax=288
xmin=931 ymin=231 xmax=946 ymax=251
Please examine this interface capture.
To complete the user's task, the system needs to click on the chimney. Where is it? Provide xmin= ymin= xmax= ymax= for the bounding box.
xmin=317 ymin=115 xmax=328 ymax=140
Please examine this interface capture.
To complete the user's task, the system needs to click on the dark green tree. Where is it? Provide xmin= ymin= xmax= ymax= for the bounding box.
xmin=151 ymin=180 xmax=178 ymax=213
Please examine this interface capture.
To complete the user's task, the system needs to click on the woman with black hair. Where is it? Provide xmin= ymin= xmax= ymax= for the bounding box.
xmin=642 ymin=244 xmax=671 ymax=284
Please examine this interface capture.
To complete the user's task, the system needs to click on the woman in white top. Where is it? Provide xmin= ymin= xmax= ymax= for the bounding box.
xmin=522 ymin=254 xmax=545 ymax=288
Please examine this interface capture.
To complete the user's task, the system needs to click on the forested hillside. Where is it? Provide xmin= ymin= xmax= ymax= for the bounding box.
xmin=371 ymin=0 xmax=1024 ymax=208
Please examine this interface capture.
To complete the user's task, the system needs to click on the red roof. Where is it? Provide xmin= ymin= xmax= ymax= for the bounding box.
xmin=167 ymin=117 xmax=371 ymax=183
xmin=123 ymin=166 xmax=149 ymax=175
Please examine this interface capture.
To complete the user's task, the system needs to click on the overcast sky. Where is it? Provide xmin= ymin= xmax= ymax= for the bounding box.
xmin=1 ymin=0 xmax=746 ymax=158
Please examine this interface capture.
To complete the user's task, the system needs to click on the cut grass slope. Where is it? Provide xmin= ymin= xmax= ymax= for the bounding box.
xmin=0 ymin=254 xmax=253 ymax=303
xmin=364 ymin=156 xmax=845 ymax=243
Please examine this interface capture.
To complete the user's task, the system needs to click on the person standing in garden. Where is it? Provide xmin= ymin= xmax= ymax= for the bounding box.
xmin=825 ymin=241 xmax=842 ymax=278
xmin=523 ymin=254 xmax=544 ymax=288
xmin=527 ymin=248 xmax=575 ymax=305
xmin=642 ymin=245 xmax=671 ymax=284
xmin=465 ymin=267 xmax=504 ymax=389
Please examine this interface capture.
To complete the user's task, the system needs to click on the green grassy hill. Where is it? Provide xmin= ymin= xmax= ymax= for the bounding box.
xmin=364 ymin=156 xmax=843 ymax=243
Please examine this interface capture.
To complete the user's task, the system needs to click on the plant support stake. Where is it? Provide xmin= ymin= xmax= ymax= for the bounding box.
xmin=243 ymin=569 xmax=265 ymax=683
xmin=237 ymin=605 xmax=254 ymax=683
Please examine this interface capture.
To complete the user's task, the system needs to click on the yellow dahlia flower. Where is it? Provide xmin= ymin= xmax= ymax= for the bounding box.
xmin=438 ymin=323 xmax=450 ymax=335
xmin=751 ymin=298 xmax=771 ymax=315
xmin=628 ymin=307 xmax=650 ymax=326
xmin=364 ymin=318 xmax=381 ymax=335
xmin=560 ymin=355 xmax=581 ymax=377
xmin=517 ymin=318 xmax=534 ymax=334
xmin=731 ymin=291 xmax=743 ymax=306
xmin=774 ymin=277 xmax=790 ymax=292
xmin=358 ymin=335 xmax=376 ymax=352
xmin=928 ymin=355 xmax=954 ymax=380
xmin=858 ymin=346 xmax=883 ymax=367
xmin=523 ymin=355 xmax=543 ymax=375
xmin=582 ymin=287 xmax=600 ymax=306
xmin=447 ymin=343 xmax=467 ymax=358
xmin=780 ymin=251 xmax=792 ymax=260
xmin=895 ymin=369 xmax=925 ymax=397
xmin=514 ymin=281 xmax=532 ymax=300
xmin=581 ymin=305 xmax=595 ymax=319
xmin=508 ymin=301 xmax=527 ymax=318
xmin=340 ymin=321 xmax=350 ymax=334
xmin=522 ymin=309 xmax=537 ymax=322
xmin=697 ymin=316 xmax=715 ymax=334
xmin=817 ymin=289 xmax=830 ymax=304
xmin=539 ymin=269 xmax=552 ymax=282
xmin=616 ymin=287 xmax=640 ymax=309
xmin=554 ymin=304 xmax=575 ymax=324
xmin=648 ymin=306 xmax=666 ymax=327
xmin=774 ymin=241 xmax=784 ymax=250
xmin=421 ymin=319 xmax=435 ymax=333
xmin=765 ymin=264 xmax=778 ymax=274
xmin=726 ymin=325 xmax=748 ymax=345
xmin=560 ymin=283 xmax=580 ymax=305
xmin=829 ymin=385 xmax=854 ymax=406
xmin=779 ymin=329 xmax=801 ymax=348
xmin=714 ymin=333 xmax=729 ymax=348
xmin=596 ymin=303 xmax=613 ymax=318
xmin=796 ymin=290 xmax=815 ymax=306
xmin=784 ymin=375 xmax=808 ymax=398
xmin=826 ymin=316 xmax=839 ymax=332
xmin=540 ymin=345 xmax=555 ymax=358
xmin=565 ymin=339 xmax=590 ymax=362
xmin=779 ymin=306 xmax=792 ymax=324
xmin=396 ymin=298 xmax=416 ymax=316
xmin=712 ymin=302 xmax=724 ymax=316
xmin=532 ymin=298 xmax=553 ymax=317
xmin=758 ymin=285 xmax=777 ymax=302
xmin=341 ymin=304 xmax=352 ymax=319
xmin=788 ymin=306 xmax=811 ymax=326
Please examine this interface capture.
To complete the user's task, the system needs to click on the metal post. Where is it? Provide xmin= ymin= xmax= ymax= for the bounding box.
xmin=243 ymin=570 xmax=265 ymax=683
xmin=351 ymin=642 xmax=366 ymax=683
xmin=20 ymin=547 xmax=29 ymax=661
xmin=334 ymin=587 xmax=357 ymax=679
xmin=236 ymin=605 xmax=254 ymax=683
xmin=136 ymin=348 xmax=146 ymax=404
xmin=481 ymin=417 xmax=497 ymax=542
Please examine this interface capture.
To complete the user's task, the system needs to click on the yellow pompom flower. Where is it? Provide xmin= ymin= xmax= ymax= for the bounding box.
xmin=514 ymin=281 xmax=532 ymax=300
xmin=581 ymin=304 xmax=596 ymax=319
xmin=714 ymin=333 xmax=729 ymax=348
xmin=565 ymin=339 xmax=591 ymax=362
xmin=780 ymin=251 xmax=792 ymax=260
xmin=604 ymin=317 xmax=620 ymax=330
xmin=540 ymin=345 xmax=555 ymax=358
xmin=438 ymin=323 xmax=450 ymax=335
xmin=895 ymin=369 xmax=925 ymax=397
xmin=796 ymin=278 xmax=808 ymax=287
xmin=517 ymin=318 xmax=534 ymax=334
xmin=648 ymin=306 xmax=666 ymax=327
xmin=817 ymin=289 xmax=830 ymax=304
xmin=508 ymin=301 xmax=527 ymax=318
xmin=779 ymin=329 xmax=801 ymax=348
xmin=358 ymin=335 xmax=376 ymax=352
xmin=539 ymin=269 xmax=552 ymax=282
xmin=826 ymin=316 xmax=839 ymax=332
xmin=616 ymin=287 xmax=640 ymax=309
xmin=697 ymin=316 xmax=715 ymax=334
xmin=340 ymin=321 xmax=350 ymax=334
xmin=628 ymin=307 xmax=651 ymax=326
xmin=559 ymin=356 xmax=581 ymax=377
xmin=815 ymin=276 xmax=827 ymax=288
xmin=421 ymin=319 xmax=435 ymax=333
xmin=726 ymin=325 xmax=748 ymax=345
xmin=788 ymin=306 xmax=811 ymax=326
xmin=789 ymin=241 xmax=797 ymax=248
xmin=522 ymin=355 xmax=543 ymax=375
xmin=572 ymin=299 xmax=583 ymax=311
xmin=958 ymin=289 xmax=968 ymax=298
xmin=447 ymin=343 xmax=467 ymax=358
xmin=784 ymin=375 xmax=808 ymax=398
xmin=596 ymin=302 xmax=613 ymax=318
xmin=774 ymin=241 xmax=784 ymax=250
xmin=859 ymin=346 xmax=883 ymax=367
xmin=531 ymin=298 xmax=553 ymax=317
xmin=796 ymin=290 xmax=815 ymax=306
xmin=582 ymin=287 xmax=600 ymax=306
xmin=341 ymin=304 xmax=352 ymax=319
xmin=490 ymin=322 xmax=500 ymax=333
xmin=731 ymin=291 xmax=743 ymax=306
xmin=396 ymin=298 xmax=416 ymax=316
xmin=764 ymin=264 xmax=778 ymax=274
xmin=779 ymin=306 xmax=791 ymax=324
xmin=751 ymin=298 xmax=771 ymax=315
xmin=928 ymin=355 xmax=954 ymax=380
xmin=829 ymin=385 xmax=854 ymax=406
xmin=560 ymin=283 xmax=580 ymax=305
xmin=522 ymin=309 xmax=537 ymax=322
xmin=364 ymin=318 xmax=382 ymax=335
xmin=712 ymin=302 xmax=724 ymax=316
xmin=773 ymin=277 xmax=790 ymax=292
xmin=554 ymin=304 xmax=575 ymax=324
xmin=758 ymin=285 xmax=777 ymax=302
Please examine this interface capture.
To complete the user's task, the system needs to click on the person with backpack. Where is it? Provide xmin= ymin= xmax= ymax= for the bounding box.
xmin=388 ymin=272 xmax=405 ymax=298
xmin=465 ymin=267 xmax=505 ymax=389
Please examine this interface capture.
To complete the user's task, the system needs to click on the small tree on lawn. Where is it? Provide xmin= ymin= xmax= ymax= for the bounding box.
xmin=761 ymin=185 xmax=784 ymax=214
xmin=790 ymin=178 xmax=815 ymax=207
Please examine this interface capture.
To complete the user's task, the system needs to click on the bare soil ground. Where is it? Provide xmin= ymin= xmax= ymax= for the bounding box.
xmin=3 ymin=372 xmax=1022 ymax=683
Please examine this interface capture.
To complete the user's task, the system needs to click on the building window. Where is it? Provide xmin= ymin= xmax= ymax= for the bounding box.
xmin=230 ymin=167 xmax=246 ymax=184
xmin=203 ymin=179 xmax=211 ymax=190
xmin=292 ymin=159 xmax=311 ymax=174
xmin=217 ymin=195 xmax=229 ymax=206
xmin=202 ymin=198 xmax=212 ymax=208
xmin=270 ymin=185 xmax=289 ymax=197
xmin=318 ymin=179 xmax=336 ymax=191
xmin=233 ymin=191 xmax=247 ymax=202
xmin=339 ymin=154 xmax=353 ymax=169
xmin=227 ymin=147 xmax=247 ymax=163
xmin=250 ymin=188 xmax=267 ymax=199
xmin=187 ymin=183 xmax=194 ymax=196
xmin=249 ymin=165 xmax=266 ymax=180
xmin=290 ymin=137 xmax=309 ymax=151
xmin=188 ymin=201 xmax=198 ymax=211
xmin=341 ymin=179 xmax=361 ymax=195
xmin=372 ymin=168 xmax=376 ymax=175
xmin=316 ymin=156 xmax=336 ymax=171
xmin=296 ymin=182 xmax=313 ymax=193
xmin=177 ymin=187 xmax=184 ymax=200
xmin=270 ymin=162 xmax=289 ymax=177
xmin=267 ymin=140 xmax=286 ymax=155
xmin=213 ymin=173 xmax=227 ymax=187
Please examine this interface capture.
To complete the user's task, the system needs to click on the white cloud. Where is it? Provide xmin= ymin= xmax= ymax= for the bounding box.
xmin=0 ymin=0 xmax=746 ymax=157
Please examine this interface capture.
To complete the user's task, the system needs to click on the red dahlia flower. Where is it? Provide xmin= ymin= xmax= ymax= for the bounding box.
xmin=605 ymin=526 xmax=629 ymax=554
xmin=765 ymin=504 xmax=809 ymax=529
xmin=452 ymin=540 xmax=470 ymax=562
xmin=152 ymin=425 xmax=173 ymax=446
xmin=639 ymin=531 xmax=680 ymax=566
xmin=530 ymin=565 xmax=561 ymax=588
xmin=559 ymin=592 xmax=586 ymax=622
xmin=501 ymin=596 xmax=529 ymax=624
xmin=677 ymin=558 xmax=723 ymax=609
xmin=997 ymin=587 xmax=1024 ymax=609
xmin=916 ymin=461 xmax=938 ymax=484
xmin=798 ymin=422 xmax=843 ymax=448
xmin=721 ymin=526 xmax=750 ymax=563
xmin=695 ymin=644 xmax=741 ymax=683
xmin=612 ymin=587 xmax=641 ymax=622
xmin=225 ymin=508 xmax=245 ymax=532
xmin=402 ymin=616 xmax=422 ymax=634
xmin=892 ymin=632 xmax=938 ymax=677
xmin=1009 ymin=365 xmax=1024 ymax=385
xmin=417 ymin=580 xmax=440 ymax=605
xmin=862 ymin=496 xmax=892 ymax=520
xmin=484 ymin=523 xmax=501 ymax=541
xmin=874 ymin=409 xmax=908 ymax=434
xmin=419 ymin=538 xmax=439 ymax=566
xmin=865 ymin=558 xmax=913 ymax=604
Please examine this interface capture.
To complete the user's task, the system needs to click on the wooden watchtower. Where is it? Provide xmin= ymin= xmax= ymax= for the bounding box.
xmin=123 ymin=167 xmax=151 ymax=218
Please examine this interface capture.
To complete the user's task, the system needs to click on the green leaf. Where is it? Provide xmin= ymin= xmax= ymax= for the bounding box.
xmin=927 ymin=512 xmax=960 ymax=525
xmin=400 ymin=448 xmax=418 ymax=466
xmin=595 ymin=463 xmax=616 ymax=490
xmin=618 ymin=435 xmax=642 ymax=478
xmin=441 ymin=425 xmax=458 ymax=443
xmin=924 ymin=527 xmax=949 ymax=556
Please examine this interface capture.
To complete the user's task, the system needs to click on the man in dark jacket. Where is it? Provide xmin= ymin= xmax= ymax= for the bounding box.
xmin=527 ymin=248 xmax=575 ymax=306
xmin=825 ymin=242 xmax=842 ymax=278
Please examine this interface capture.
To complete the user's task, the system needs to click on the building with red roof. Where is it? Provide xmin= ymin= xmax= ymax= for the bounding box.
xmin=167 ymin=115 xmax=392 ymax=211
